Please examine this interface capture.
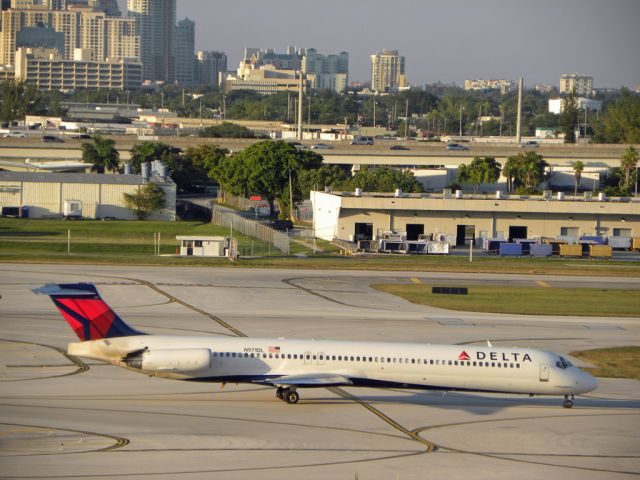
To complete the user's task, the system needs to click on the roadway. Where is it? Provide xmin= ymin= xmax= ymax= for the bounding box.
xmin=0 ymin=136 xmax=633 ymax=169
xmin=0 ymin=265 xmax=639 ymax=479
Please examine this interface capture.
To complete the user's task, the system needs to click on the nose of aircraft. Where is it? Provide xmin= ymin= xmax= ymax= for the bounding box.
xmin=577 ymin=370 xmax=598 ymax=394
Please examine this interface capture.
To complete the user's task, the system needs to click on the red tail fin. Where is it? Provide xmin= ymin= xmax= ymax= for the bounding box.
xmin=34 ymin=284 xmax=144 ymax=341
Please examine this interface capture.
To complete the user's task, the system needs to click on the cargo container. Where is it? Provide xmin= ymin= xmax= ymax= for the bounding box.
xmin=407 ymin=241 xmax=428 ymax=254
xmin=515 ymin=239 xmax=536 ymax=255
xmin=589 ymin=245 xmax=612 ymax=259
xmin=580 ymin=235 xmax=606 ymax=245
xmin=499 ymin=243 xmax=523 ymax=257
xmin=545 ymin=239 xmax=567 ymax=256
xmin=633 ymin=238 xmax=640 ymax=251
xmin=427 ymin=241 xmax=450 ymax=255
xmin=608 ymin=236 xmax=632 ymax=250
xmin=559 ymin=244 xmax=582 ymax=257
xmin=530 ymin=243 xmax=553 ymax=257
xmin=483 ymin=238 xmax=507 ymax=254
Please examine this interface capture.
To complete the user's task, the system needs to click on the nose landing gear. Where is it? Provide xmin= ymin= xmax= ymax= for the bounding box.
xmin=276 ymin=386 xmax=299 ymax=404
xmin=563 ymin=394 xmax=574 ymax=408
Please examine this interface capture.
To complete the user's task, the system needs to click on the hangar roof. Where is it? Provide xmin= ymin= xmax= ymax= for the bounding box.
xmin=0 ymin=171 xmax=173 ymax=185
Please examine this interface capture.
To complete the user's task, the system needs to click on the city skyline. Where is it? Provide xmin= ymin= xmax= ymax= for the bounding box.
xmin=168 ymin=0 xmax=640 ymax=89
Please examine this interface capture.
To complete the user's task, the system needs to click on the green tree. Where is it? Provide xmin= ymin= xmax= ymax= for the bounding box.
xmin=503 ymin=152 xmax=548 ymax=193
xmin=560 ymin=92 xmax=579 ymax=143
xmin=297 ymin=165 xmax=350 ymax=197
xmin=199 ymin=121 xmax=256 ymax=138
xmin=211 ymin=140 xmax=323 ymax=218
xmin=593 ymin=89 xmax=640 ymax=144
xmin=0 ymin=80 xmax=45 ymax=122
xmin=456 ymin=156 xmax=502 ymax=193
xmin=129 ymin=141 xmax=182 ymax=173
xmin=81 ymin=135 xmax=120 ymax=174
xmin=620 ymin=146 xmax=639 ymax=193
xmin=123 ymin=182 xmax=166 ymax=220
xmin=346 ymin=166 xmax=423 ymax=193
xmin=572 ymin=160 xmax=584 ymax=196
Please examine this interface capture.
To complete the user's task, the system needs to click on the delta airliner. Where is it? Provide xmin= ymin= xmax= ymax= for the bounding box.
xmin=34 ymin=283 xmax=598 ymax=408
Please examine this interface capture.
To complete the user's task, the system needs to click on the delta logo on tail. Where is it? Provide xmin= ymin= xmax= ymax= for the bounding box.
xmin=34 ymin=283 xmax=143 ymax=341
xmin=458 ymin=351 xmax=470 ymax=361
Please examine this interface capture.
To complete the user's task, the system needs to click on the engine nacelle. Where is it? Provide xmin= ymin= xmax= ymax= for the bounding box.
xmin=125 ymin=348 xmax=211 ymax=373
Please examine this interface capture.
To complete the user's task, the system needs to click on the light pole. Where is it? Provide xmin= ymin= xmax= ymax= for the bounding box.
xmin=404 ymin=98 xmax=409 ymax=140
xmin=459 ymin=104 xmax=464 ymax=141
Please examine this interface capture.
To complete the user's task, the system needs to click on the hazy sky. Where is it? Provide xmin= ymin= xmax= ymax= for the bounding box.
xmin=146 ymin=0 xmax=640 ymax=88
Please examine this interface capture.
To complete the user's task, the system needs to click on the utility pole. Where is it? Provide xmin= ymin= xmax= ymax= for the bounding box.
xmin=404 ymin=98 xmax=409 ymax=140
xmin=297 ymin=72 xmax=304 ymax=141
xmin=199 ymin=99 xmax=203 ymax=128
xmin=459 ymin=104 xmax=463 ymax=141
xmin=516 ymin=77 xmax=523 ymax=144
xmin=372 ymin=99 xmax=376 ymax=127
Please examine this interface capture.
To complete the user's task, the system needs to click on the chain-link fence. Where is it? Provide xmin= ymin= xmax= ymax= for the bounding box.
xmin=211 ymin=206 xmax=290 ymax=254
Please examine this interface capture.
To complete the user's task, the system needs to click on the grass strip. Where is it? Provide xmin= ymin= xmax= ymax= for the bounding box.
xmin=370 ymin=284 xmax=640 ymax=317
xmin=570 ymin=347 xmax=640 ymax=380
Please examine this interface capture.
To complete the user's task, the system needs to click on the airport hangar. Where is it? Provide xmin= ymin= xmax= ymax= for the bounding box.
xmin=0 ymin=171 xmax=176 ymax=220
xmin=311 ymin=190 xmax=639 ymax=246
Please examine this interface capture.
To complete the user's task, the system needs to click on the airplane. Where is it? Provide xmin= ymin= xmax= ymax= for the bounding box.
xmin=0 ymin=158 xmax=90 ymax=172
xmin=33 ymin=283 xmax=598 ymax=408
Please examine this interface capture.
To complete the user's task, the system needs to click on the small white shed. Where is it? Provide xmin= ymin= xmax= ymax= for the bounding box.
xmin=176 ymin=236 xmax=228 ymax=257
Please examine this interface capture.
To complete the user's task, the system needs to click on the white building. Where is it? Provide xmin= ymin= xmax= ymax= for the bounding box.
xmin=464 ymin=79 xmax=514 ymax=94
xmin=176 ymin=236 xmax=228 ymax=257
xmin=0 ymin=171 xmax=176 ymax=220
xmin=548 ymin=97 xmax=602 ymax=114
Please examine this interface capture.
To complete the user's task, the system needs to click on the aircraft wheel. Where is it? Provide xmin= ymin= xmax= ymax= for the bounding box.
xmin=284 ymin=390 xmax=299 ymax=404
xmin=276 ymin=387 xmax=284 ymax=399
xmin=563 ymin=399 xmax=573 ymax=409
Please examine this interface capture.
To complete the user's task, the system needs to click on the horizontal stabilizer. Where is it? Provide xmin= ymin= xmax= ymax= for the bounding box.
xmin=259 ymin=373 xmax=353 ymax=387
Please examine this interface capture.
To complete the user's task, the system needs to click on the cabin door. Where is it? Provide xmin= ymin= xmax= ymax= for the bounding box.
xmin=539 ymin=364 xmax=549 ymax=382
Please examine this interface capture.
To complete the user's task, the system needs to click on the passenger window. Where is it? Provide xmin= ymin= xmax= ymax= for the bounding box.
xmin=332 ymin=356 xmax=336 ymax=361
xmin=319 ymin=355 xmax=323 ymax=360
xmin=430 ymin=360 xmax=434 ymax=365
xmin=387 ymin=357 xmax=392 ymax=363
xmin=448 ymin=360 xmax=452 ymax=365
xmin=244 ymin=353 xmax=248 ymax=358
xmin=213 ymin=352 xmax=217 ymax=357
xmin=491 ymin=362 xmax=495 ymax=367
xmin=454 ymin=361 xmax=458 ymax=366
xmin=350 ymin=356 xmax=354 ymax=361
xmin=269 ymin=353 xmax=273 ymax=359
xmin=232 ymin=353 xmax=236 ymax=357
xmin=306 ymin=355 xmax=310 ymax=360
xmin=369 ymin=357 xmax=373 ymax=362
xmin=338 ymin=356 xmax=342 ymax=361
xmin=250 ymin=353 xmax=254 ymax=358
xmin=472 ymin=361 xmax=476 ymax=366
xmin=510 ymin=363 xmax=514 ymax=368
xmin=516 ymin=364 xmax=520 ymax=368
xmin=356 ymin=356 xmax=360 ymax=361
xmin=412 ymin=359 xmax=416 ymax=364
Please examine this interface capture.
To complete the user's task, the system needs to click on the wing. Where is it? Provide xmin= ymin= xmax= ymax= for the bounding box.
xmin=256 ymin=373 xmax=353 ymax=387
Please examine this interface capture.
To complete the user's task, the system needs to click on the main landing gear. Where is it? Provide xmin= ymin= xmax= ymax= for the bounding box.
xmin=276 ymin=386 xmax=299 ymax=404
xmin=563 ymin=394 xmax=574 ymax=409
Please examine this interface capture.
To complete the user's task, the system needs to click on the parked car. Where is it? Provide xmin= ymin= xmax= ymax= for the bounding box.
xmin=446 ymin=143 xmax=469 ymax=151
xmin=70 ymin=133 xmax=92 ymax=140
xmin=389 ymin=145 xmax=410 ymax=150
xmin=268 ymin=219 xmax=294 ymax=231
xmin=41 ymin=135 xmax=64 ymax=143
xmin=519 ymin=140 xmax=540 ymax=148
xmin=3 ymin=131 xmax=26 ymax=138
xmin=310 ymin=143 xmax=334 ymax=150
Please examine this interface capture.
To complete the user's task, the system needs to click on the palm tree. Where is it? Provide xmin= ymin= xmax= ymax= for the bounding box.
xmin=572 ymin=161 xmax=584 ymax=196
xmin=82 ymin=135 xmax=119 ymax=174
xmin=620 ymin=146 xmax=639 ymax=194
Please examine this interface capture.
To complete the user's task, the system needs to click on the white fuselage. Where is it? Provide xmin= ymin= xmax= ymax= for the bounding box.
xmin=68 ymin=335 xmax=597 ymax=396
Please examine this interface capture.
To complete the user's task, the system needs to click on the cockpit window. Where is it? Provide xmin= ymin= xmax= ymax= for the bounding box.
xmin=556 ymin=356 xmax=572 ymax=369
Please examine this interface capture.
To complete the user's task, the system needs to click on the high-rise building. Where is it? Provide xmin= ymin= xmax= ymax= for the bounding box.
xmin=370 ymin=49 xmax=405 ymax=93
xmin=175 ymin=17 xmax=195 ymax=84
xmin=88 ymin=0 xmax=120 ymax=16
xmin=127 ymin=0 xmax=175 ymax=83
xmin=301 ymin=49 xmax=348 ymax=93
xmin=105 ymin=16 xmax=138 ymax=61
xmin=560 ymin=74 xmax=593 ymax=97
xmin=196 ymin=50 xmax=226 ymax=86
